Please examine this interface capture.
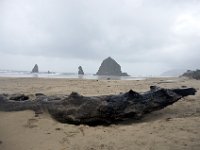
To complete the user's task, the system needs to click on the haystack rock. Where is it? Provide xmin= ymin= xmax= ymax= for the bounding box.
xmin=78 ymin=66 xmax=84 ymax=75
xmin=96 ymin=57 xmax=128 ymax=76
xmin=31 ymin=64 xmax=39 ymax=73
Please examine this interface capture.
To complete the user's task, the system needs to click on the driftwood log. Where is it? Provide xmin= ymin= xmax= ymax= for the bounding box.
xmin=0 ymin=86 xmax=196 ymax=125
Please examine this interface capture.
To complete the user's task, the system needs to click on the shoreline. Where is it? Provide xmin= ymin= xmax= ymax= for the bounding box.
xmin=0 ymin=76 xmax=183 ymax=96
xmin=0 ymin=74 xmax=146 ymax=80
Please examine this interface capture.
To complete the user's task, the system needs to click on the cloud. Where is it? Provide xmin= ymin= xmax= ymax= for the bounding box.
xmin=0 ymin=0 xmax=200 ymax=75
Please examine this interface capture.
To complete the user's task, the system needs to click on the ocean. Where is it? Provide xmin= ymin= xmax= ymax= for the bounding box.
xmin=0 ymin=70 xmax=145 ymax=80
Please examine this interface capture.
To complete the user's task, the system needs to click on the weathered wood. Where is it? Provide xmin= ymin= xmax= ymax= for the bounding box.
xmin=0 ymin=86 xmax=196 ymax=125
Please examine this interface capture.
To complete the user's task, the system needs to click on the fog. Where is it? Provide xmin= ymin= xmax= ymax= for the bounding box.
xmin=0 ymin=0 xmax=200 ymax=76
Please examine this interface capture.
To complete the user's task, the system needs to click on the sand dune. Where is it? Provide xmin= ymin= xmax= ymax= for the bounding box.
xmin=0 ymin=77 xmax=200 ymax=150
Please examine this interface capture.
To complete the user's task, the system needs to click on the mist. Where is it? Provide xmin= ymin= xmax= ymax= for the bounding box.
xmin=0 ymin=0 xmax=200 ymax=76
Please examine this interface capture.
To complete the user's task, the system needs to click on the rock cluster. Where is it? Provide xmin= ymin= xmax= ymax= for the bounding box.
xmin=96 ymin=57 xmax=128 ymax=76
xmin=182 ymin=69 xmax=200 ymax=80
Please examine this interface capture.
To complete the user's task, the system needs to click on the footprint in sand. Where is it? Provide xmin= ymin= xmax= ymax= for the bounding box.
xmin=79 ymin=127 xmax=85 ymax=136
xmin=86 ymin=144 xmax=114 ymax=150
xmin=60 ymin=130 xmax=80 ymax=146
xmin=64 ymin=131 xmax=79 ymax=137
xmin=24 ymin=118 xmax=38 ymax=128
xmin=59 ymin=137 xmax=70 ymax=144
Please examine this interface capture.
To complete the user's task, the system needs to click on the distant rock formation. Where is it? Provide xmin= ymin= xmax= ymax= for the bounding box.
xmin=96 ymin=57 xmax=128 ymax=76
xmin=78 ymin=66 xmax=84 ymax=75
xmin=161 ymin=69 xmax=186 ymax=77
xmin=181 ymin=69 xmax=200 ymax=80
xmin=31 ymin=64 xmax=39 ymax=73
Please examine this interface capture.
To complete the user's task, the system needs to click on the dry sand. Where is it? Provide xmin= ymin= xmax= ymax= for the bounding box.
xmin=0 ymin=77 xmax=199 ymax=150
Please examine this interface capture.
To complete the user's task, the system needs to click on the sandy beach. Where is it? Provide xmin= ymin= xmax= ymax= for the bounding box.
xmin=0 ymin=77 xmax=200 ymax=150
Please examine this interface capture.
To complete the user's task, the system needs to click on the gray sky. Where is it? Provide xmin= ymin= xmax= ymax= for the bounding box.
xmin=0 ymin=0 xmax=200 ymax=76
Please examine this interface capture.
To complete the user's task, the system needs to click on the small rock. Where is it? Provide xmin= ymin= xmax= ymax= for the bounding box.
xmin=35 ymin=93 xmax=46 ymax=97
xmin=55 ymin=128 xmax=61 ymax=131
xmin=165 ymin=117 xmax=172 ymax=121
xmin=181 ymin=85 xmax=187 ymax=88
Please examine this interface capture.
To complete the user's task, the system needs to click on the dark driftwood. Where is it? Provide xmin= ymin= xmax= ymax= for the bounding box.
xmin=0 ymin=86 xmax=196 ymax=125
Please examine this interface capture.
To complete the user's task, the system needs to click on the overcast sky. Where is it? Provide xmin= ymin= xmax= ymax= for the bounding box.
xmin=0 ymin=0 xmax=200 ymax=76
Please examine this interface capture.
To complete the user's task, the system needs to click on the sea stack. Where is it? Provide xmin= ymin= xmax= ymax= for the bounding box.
xmin=96 ymin=57 xmax=128 ymax=76
xmin=31 ymin=64 xmax=39 ymax=73
xmin=78 ymin=66 xmax=84 ymax=75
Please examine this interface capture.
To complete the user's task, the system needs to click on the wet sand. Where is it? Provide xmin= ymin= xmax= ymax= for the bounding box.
xmin=0 ymin=77 xmax=200 ymax=150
